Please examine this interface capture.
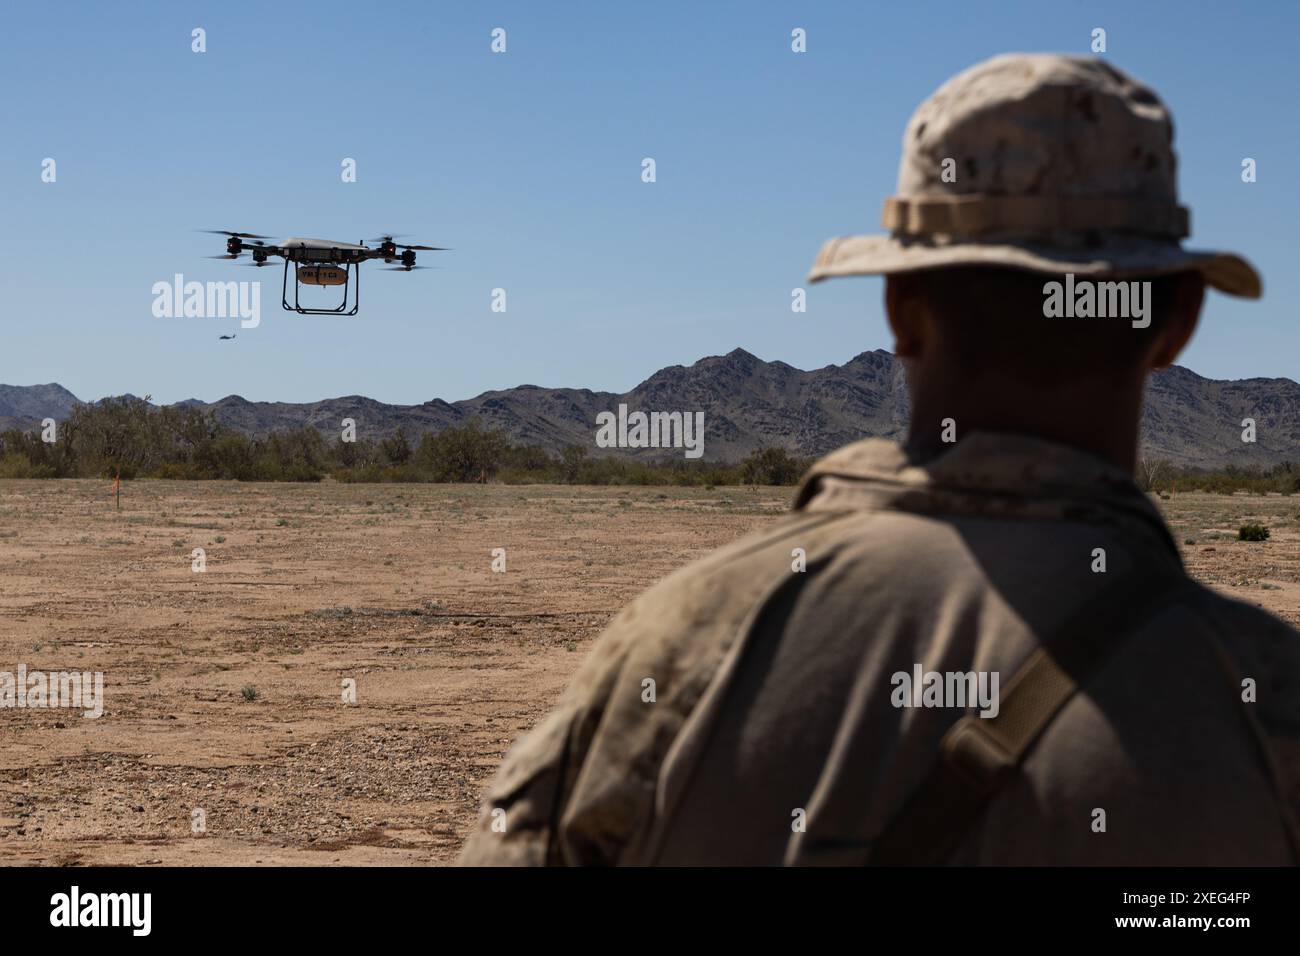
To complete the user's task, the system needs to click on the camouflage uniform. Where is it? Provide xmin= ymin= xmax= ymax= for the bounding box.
xmin=460 ymin=54 xmax=1296 ymax=865
xmin=460 ymin=434 xmax=1300 ymax=865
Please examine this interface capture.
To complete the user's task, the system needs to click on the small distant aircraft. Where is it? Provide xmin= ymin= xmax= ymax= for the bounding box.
xmin=218 ymin=334 xmax=236 ymax=341
xmin=204 ymin=231 xmax=447 ymax=316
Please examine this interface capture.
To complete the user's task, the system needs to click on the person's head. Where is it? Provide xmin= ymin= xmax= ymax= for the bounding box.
xmin=883 ymin=265 xmax=1204 ymax=469
xmin=885 ymin=266 xmax=1204 ymax=385
xmin=807 ymin=53 xmax=1260 ymax=472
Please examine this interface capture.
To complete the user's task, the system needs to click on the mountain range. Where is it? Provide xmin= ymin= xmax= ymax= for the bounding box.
xmin=2 ymin=349 xmax=1296 ymax=469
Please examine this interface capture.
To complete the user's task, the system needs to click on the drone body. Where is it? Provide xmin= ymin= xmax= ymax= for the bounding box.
xmin=205 ymin=231 xmax=445 ymax=315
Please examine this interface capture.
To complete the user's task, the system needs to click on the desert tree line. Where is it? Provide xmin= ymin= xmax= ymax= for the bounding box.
xmin=0 ymin=395 xmax=811 ymax=486
xmin=1136 ymin=454 xmax=1300 ymax=495
xmin=1 ymin=397 xmax=1293 ymax=491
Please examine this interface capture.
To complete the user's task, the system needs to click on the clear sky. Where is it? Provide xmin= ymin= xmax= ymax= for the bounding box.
xmin=2 ymin=0 xmax=1296 ymax=405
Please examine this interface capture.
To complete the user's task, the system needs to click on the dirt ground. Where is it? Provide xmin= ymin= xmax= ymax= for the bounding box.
xmin=1 ymin=481 xmax=1297 ymax=866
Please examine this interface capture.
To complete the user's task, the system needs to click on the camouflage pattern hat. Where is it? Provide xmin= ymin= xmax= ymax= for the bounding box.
xmin=809 ymin=53 xmax=1261 ymax=297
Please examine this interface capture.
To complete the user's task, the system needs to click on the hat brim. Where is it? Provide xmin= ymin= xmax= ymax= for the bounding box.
xmin=808 ymin=234 xmax=1261 ymax=298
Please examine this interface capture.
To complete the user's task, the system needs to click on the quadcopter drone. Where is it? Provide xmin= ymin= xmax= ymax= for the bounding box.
xmin=204 ymin=230 xmax=447 ymax=315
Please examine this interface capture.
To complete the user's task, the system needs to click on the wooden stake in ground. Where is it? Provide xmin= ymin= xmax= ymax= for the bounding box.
xmin=114 ymin=469 xmax=120 ymax=511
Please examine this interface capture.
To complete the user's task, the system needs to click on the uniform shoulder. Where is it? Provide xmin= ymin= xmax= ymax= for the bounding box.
xmin=605 ymin=507 xmax=859 ymax=656
xmin=1180 ymin=583 xmax=1300 ymax=852
xmin=1183 ymin=584 xmax=1300 ymax=704
xmin=1185 ymin=583 xmax=1300 ymax=647
xmin=495 ymin=507 xmax=864 ymax=864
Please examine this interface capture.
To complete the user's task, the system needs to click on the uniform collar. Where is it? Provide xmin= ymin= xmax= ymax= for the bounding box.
xmin=794 ymin=431 xmax=1180 ymax=560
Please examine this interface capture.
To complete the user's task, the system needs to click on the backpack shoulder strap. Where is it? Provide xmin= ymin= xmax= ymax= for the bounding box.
xmin=865 ymin=571 xmax=1197 ymax=866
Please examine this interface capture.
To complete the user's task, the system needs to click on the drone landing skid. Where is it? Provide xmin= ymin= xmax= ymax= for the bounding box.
xmin=281 ymin=259 xmax=359 ymax=316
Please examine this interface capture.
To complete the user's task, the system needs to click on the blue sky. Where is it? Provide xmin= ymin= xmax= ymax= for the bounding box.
xmin=2 ymin=0 xmax=1296 ymax=405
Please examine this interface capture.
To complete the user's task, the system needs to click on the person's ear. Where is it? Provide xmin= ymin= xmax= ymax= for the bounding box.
xmin=1148 ymin=272 xmax=1205 ymax=369
xmin=885 ymin=275 xmax=927 ymax=359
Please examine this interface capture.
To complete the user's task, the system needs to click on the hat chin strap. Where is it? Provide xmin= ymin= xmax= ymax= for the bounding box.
xmin=882 ymin=194 xmax=1190 ymax=241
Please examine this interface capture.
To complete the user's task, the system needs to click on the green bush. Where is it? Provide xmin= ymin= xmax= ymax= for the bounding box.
xmin=1238 ymin=524 xmax=1270 ymax=542
xmin=416 ymin=419 xmax=508 ymax=482
xmin=0 ymin=453 xmax=57 ymax=479
xmin=740 ymin=446 xmax=806 ymax=486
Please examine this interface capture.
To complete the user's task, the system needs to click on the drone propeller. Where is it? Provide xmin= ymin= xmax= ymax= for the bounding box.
xmin=381 ymin=265 xmax=437 ymax=271
xmin=241 ymin=260 xmax=275 ymax=267
xmin=207 ymin=253 xmax=243 ymax=260
xmin=201 ymin=230 xmax=273 ymax=239
xmin=368 ymin=233 xmax=448 ymax=251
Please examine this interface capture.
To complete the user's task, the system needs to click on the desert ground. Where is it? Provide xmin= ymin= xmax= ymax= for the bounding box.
xmin=1 ymin=480 xmax=1297 ymax=866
